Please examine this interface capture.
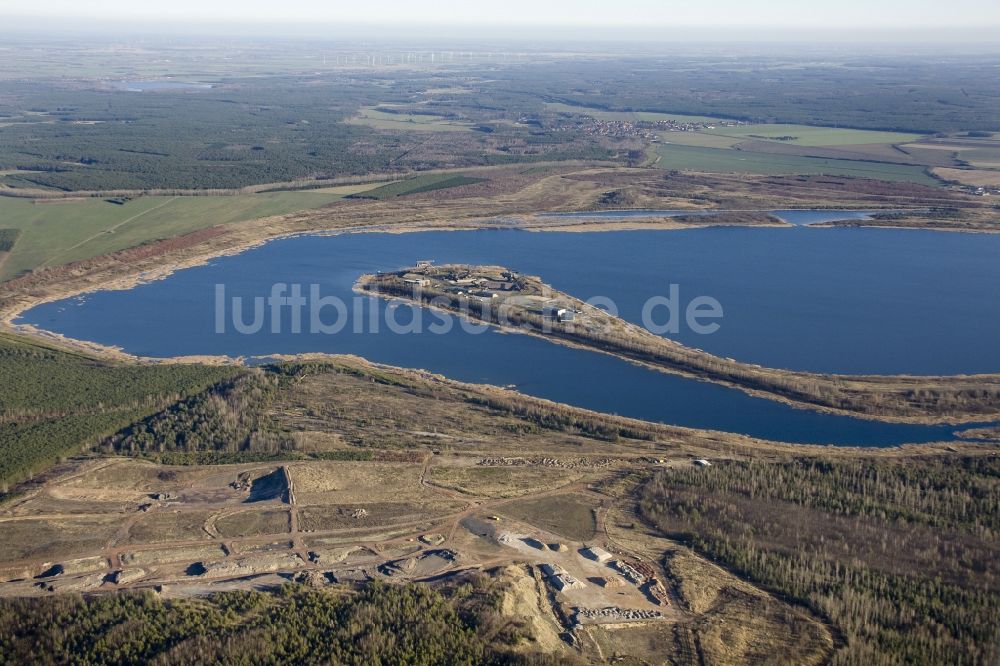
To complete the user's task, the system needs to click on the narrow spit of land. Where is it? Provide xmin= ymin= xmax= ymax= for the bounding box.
xmin=358 ymin=264 xmax=1000 ymax=424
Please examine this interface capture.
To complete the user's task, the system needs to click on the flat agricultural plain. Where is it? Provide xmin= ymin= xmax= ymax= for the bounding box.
xmin=346 ymin=106 xmax=475 ymax=132
xmin=653 ymin=142 xmax=939 ymax=184
xmin=933 ymin=167 xmax=1000 ymax=187
xmin=0 ymin=192 xmax=356 ymax=279
xmin=703 ymin=123 xmax=922 ymax=146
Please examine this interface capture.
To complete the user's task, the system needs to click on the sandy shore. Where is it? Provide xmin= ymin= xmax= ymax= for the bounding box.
xmin=2 ymin=162 xmax=997 ymax=427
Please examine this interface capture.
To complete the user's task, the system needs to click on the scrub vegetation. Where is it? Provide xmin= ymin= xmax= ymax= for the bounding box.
xmin=103 ymin=359 xmax=662 ymax=464
xmin=640 ymin=456 xmax=1000 ymax=665
xmin=0 ymin=73 xmax=609 ymax=192
xmin=347 ymin=173 xmax=486 ymax=200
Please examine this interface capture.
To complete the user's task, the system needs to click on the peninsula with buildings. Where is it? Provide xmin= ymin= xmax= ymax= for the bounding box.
xmin=359 ymin=263 xmax=1000 ymax=424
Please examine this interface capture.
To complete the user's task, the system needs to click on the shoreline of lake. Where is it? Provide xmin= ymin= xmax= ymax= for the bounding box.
xmin=5 ymin=216 xmax=1000 ymax=441
xmin=0 ymin=213 xmax=797 ymax=359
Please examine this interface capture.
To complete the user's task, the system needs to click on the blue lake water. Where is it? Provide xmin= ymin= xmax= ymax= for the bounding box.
xmin=19 ymin=227 xmax=1000 ymax=446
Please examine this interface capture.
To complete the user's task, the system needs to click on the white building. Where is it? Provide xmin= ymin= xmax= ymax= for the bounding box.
xmin=581 ymin=545 xmax=613 ymax=563
xmin=551 ymin=573 xmax=583 ymax=591
xmin=543 ymin=305 xmax=575 ymax=322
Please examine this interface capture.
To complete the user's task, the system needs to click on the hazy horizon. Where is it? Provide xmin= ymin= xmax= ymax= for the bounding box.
xmin=3 ymin=20 xmax=1000 ymax=51
xmin=3 ymin=0 xmax=1000 ymax=45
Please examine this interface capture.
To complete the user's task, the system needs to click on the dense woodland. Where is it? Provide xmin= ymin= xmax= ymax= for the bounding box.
xmin=0 ymin=74 xmax=608 ymax=192
xmin=0 ymin=334 xmax=237 ymax=489
xmin=106 ymin=367 xmax=285 ymax=457
xmin=639 ymin=456 xmax=1000 ymax=665
xmin=0 ymin=229 xmax=19 ymax=253
xmin=508 ymin=55 xmax=1000 ymax=133
xmin=2 ymin=50 xmax=999 ymax=192
xmin=0 ymin=576 xmax=558 ymax=665
xmin=0 ymin=77 xmax=389 ymax=190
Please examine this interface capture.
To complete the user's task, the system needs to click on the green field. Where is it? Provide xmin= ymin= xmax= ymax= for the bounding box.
xmin=544 ymin=102 xmax=723 ymax=124
xmin=705 ymin=123 xmax=924 ymax=146
xmin=654 ymin=143 xmax=938 ymax=185
xmin=347 ymin=106 xmax=473 ymax=132
xmin=348 ymin=174 xmax=485 ymax=200
xmin=0 ymin=191 xmax=358 ymax=279
xmin=965 ymin=147 xmax=1000 ymax=168
xmin=656 ymin=132 xmax=745 ymax=149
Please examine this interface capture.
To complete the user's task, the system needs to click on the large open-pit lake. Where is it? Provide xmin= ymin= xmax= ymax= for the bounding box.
xmin=19 ymin=226 xmax=1000 ymax=446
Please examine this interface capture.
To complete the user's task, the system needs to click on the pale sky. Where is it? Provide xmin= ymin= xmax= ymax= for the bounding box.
xmin=4 ymin=0 xmax=999 ymax=29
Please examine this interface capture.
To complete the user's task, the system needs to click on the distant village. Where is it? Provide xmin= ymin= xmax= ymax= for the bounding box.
xmin=535 ymin=113 xmax=749 ymax=142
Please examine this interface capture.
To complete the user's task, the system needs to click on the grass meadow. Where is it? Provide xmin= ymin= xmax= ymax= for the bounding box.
xmin=0 ymin=191 xmax=361 ymax=279
xmin=654 ymin=143 xmax=938 ymax=185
